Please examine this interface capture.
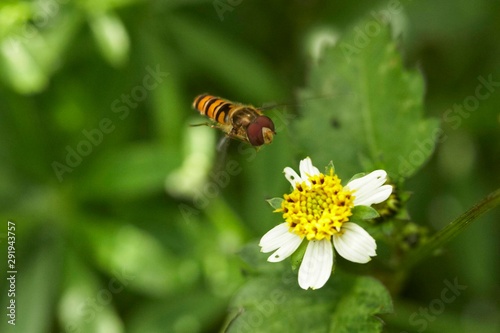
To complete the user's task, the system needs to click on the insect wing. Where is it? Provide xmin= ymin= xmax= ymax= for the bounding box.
xmin=216 ymin=135 xmax=231 ymax=153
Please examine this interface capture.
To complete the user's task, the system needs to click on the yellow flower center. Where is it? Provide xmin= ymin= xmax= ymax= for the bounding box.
xmin=278 ymin=169 xmax=355 ymax=241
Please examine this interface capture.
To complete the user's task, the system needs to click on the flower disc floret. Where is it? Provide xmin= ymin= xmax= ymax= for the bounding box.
xmin=278 ymin=170 xmax=355 ymax=241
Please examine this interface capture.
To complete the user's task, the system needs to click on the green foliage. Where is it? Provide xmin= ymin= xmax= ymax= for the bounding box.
xmin=89 ymin=12 xmax=130 ymax=67
xmin=58 ymin=252 xmax=124 ymax=333
xmin=295 ymin=17 xmax=439 ymax=180
xmin=225 ymin=268 xmax=392 ymax=333
xmin=0 ymin=1 xmax=499 ymax=333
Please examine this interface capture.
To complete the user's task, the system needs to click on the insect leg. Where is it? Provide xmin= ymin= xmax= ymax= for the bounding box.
xmin=190 ymin=122 xmax=216 ymax=128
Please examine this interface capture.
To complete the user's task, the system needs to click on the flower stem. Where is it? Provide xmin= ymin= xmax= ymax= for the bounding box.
xmin=402 ymin=187 xmax=500 ymax=270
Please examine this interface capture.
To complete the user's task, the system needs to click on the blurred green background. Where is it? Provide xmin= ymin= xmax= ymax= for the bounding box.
xmin=0 ymin=0 xmax=499 ymax=332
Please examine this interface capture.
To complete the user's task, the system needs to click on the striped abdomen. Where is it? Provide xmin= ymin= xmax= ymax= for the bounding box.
xmin=193 ymin=94 xmax=236 ymax=125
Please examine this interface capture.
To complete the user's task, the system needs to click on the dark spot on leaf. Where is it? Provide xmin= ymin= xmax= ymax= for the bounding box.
xmin=330 ymin=117 xmax=341 ymax=129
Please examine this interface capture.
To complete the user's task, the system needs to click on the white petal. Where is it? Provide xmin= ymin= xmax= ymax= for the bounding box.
xmin=345 ymin=170 xmax=392 ymax=206
xmin=345 ymin=170 xmax=386 ymax=193
xmin=259 ymin=223 xmax=303 ymax=262
xmin=284 ymin=167 xmax=301 ymax=188
xmin=333 ymin=222 xmax=376 ymax=264
xmin=283 ymin=157 xmax=321 ymax=188
xmin=267 ymin=236 xmax=303 ymax=262
xmin=259 ymin=223 xmax=293 ymax=252
xmin=354 ymin=185 xmax=392 ymax=206
xmin=298 ymin=240 xmax=333 ymax=290
xmin=299 ymin=157 xmax=320 ymax=180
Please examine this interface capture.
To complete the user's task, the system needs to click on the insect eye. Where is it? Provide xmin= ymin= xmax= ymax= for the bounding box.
xmin=257 ymin=115 xmax=275 ymax=132
xmin=247 ymin=116 xmax=275 ymax=146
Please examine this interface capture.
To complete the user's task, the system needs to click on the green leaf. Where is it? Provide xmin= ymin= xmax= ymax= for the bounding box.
xmin=267 ymin=197 xmax=284 ymax=210
xmin=0 ymin=4 xmax=82 ymax=94
xmin=295 ymin=17 xmax=439 ymax=181
xmin=166 ymin=15 xmax=286 ymax=101
xmin=0 ymin=235 xmax=62 ymax=333
xmin=329 ymin=275 xmax=393 ymax=333
xmin=165 ymin=125 xmax=216 ymax=199
xmin=225 ymin=271 xmax=392 ymax=333
xmin=80 ymin=143 xmax=181 ymax=200
xmin=89 ymin=11 xmax=130 ymax=67
xmin=74 ymin=220 xmax=185 ymax=296
xmin=139 ymin=34 xmax=185 ymax=144
xmin=57 ymin=251 xmax=124 ymax=333
xmin=0 ymin=38 xmax=48 ymax=93
xmin=351 ymin=205 xmax=380 ymax=220
xmin=127 ymin=292 xmax=227 ymax=333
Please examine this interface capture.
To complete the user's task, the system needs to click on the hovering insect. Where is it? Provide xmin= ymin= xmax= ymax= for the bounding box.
xmin=192 ymin=94 xmax=276 ymax=147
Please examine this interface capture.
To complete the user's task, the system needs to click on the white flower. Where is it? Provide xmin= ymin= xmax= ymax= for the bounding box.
xmin=259 ymin=157 xmax=392 ymax=290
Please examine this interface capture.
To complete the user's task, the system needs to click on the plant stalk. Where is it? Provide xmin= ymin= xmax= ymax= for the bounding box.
xmin=403 ymin=187 xmax=500 ymax=270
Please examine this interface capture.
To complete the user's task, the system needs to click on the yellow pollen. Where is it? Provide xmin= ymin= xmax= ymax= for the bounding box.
xmin=278 ymin=170 xmax=355 ymax=241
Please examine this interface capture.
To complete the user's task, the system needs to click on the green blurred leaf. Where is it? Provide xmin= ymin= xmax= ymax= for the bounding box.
xmin=58 ymin=251 xmax=124 ymax=333
xmin=206 ymin=198 xmax=249 ymax=247
xmin=127 ymin=291 xmax=227 ymax=333
xmin=0 ymin=2 xmax=31 ymax=39
xmin=0 ymin=38 xmax=48 ymax=93
xmin=38 ymin=8 xmax=84 ymax=70
xmin=80 ymin=143 xmax=181 ymax=199
xmin=165 ymin=125 xmax=216 ymax=198
xmin=76 ymin=221 xmax=187 ymax=296
xmin=0 ymin=3 xmax=83 ymax=93
xmin=139 ymin=32 xmax=185 ymax=144
xmin=80 ymin=0 xmax=143 ymax=13
xmin=387 ymin=299 xmax=499 ymax=333
xmin=166 ymin=15 xmax=286 ymax=101
xmin=295 ymin=17 xmax=439 ymax=180
xmin=89 ymin=11 xmax=130 ymax=67
xmin=0 ymin=233 xmax=62 ymax=333
xmin=225 ymin=271 xmax=392 ymax=333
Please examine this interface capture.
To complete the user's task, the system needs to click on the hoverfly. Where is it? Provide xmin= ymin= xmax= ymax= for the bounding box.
xmin=192 ymin=94 xmax=276 ymax=148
